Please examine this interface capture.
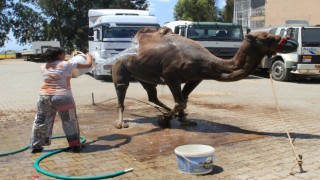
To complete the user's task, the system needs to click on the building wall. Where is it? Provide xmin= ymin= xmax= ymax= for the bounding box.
xmin=265 ymin=0 xmax=320 ymax=27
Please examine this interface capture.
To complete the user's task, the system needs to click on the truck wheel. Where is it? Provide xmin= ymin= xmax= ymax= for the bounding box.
xmin=271 ymin=61 xmax=291 ymax=81
xmin=92 ymin=70 xmax=104 ymax=80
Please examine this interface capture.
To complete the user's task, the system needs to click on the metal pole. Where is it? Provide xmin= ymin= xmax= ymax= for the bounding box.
xmin=92 ymin=92 xmax=95 ymax=105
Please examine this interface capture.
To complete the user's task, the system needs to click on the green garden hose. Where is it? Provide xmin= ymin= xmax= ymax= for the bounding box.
xmin=0 ymin=144 xmax=30 ymax=157
xmin=1 ymin=135 xmax=133 ymax=179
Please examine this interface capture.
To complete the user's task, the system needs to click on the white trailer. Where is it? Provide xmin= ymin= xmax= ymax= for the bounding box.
xmin=164 ymin=21 xmax=244 ymax=58
xmin=21 ymin=41 xmax=60 ymax=62
xmin=88 ymin=9 xmax=160 ymax=80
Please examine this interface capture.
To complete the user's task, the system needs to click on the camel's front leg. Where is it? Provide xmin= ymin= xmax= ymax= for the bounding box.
xmin=177 ymin=80 xmax=202 ymax=125
xmin=139 ymin=81 xmax=171 ymax=112
xmin=139 ymin=81 xmax=174 ymax=128
xmin=158 ymin=102 xmax=185 ymax=128
xmin=163 ymin=80 xmax=186 ymax=122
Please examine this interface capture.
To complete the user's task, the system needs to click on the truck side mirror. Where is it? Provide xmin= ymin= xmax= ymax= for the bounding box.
xmin=88 ymin=28 xmax=94 ymax=37
xmin=247 ymin=28 xmax=251 ymax=34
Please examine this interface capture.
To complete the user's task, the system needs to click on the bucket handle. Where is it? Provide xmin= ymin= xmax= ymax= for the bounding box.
xmin=180 ymin=154 xmax=215 ymax=166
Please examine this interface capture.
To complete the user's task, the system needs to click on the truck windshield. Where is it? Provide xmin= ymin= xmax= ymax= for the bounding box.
xmin=186 ymin=24 xmax=243 ymax=41
xmin=103 ymin=24 xmax=159 ymax=39
xmin=301 ymin=28 xmax=320 ymax=46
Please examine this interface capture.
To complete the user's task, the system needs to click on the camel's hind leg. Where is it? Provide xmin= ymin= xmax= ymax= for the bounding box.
xmin=112 ymin=59 xmax=132 ymax=129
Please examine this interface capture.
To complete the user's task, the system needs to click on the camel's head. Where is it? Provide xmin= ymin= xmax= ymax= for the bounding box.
xmin=245 ymin=31 xmax=282 ymax=58
xmin=245 ymin=31 xmax=297 ymax=58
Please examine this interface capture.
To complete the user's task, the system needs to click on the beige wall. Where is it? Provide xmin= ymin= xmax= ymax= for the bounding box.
xmin=265 ymin=0 xmax=320 ymax=26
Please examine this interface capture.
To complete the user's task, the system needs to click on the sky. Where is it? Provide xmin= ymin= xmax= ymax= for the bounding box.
xmin=0 ymin=0 xmax=226 ymax=52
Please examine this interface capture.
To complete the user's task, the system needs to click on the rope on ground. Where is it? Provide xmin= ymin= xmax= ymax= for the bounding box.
xmin=126 ymin=97 xmax=169 ymax=114
xmin=91 ymin=94 xmax=168 ymax=114
xmin=269 ymin=73 xmax=303 ymax=175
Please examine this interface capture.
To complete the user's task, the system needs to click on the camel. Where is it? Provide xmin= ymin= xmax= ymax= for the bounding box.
xmin=112 ymin=27 xmax=294 ymax=128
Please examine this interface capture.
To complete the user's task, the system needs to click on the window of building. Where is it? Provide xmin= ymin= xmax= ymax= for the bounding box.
xmin=251 ymin=20 xmax=265 ymax=29
xmin=251 ymin=7 xmax=265 ymax=17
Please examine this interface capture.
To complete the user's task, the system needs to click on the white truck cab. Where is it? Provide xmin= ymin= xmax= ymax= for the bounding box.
xmin=257 ymin=24 xmax=320 ymax=81
xmin=164 ymin=21 xmax=244 ymax=58
xmin=88 ymin=9 xmax=160 ymax=79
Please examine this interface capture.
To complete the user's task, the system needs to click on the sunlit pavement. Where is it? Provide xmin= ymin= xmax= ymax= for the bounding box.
xmin=1 ymin=59 xmax=320 ymax=179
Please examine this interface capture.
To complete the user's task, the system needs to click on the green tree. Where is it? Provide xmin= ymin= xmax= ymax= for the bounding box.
xmin=93 ymin=0 xmax=148 ymax=9
xmin=10 ymin=2 xmax=47 ymax=43
xmin=174 ymin=0 xmax=219 ymax=21
xmin=2 ymin=0 xmax=148 ymax=51
xmin=35 ymin=0 xmax=93 ymax=51
xmin=221 ymin=0 xmax=234 ymax=22
xmin=0 ymin=0 xmax=13 ymax=47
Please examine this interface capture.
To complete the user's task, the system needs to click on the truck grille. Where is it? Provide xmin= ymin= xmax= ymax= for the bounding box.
xmin=206 ymin=47 xmax=238 ymax=58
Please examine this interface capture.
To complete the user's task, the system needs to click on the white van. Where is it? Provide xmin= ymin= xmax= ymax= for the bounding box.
xmin=256 ymin=25 xmax=320 ymax=81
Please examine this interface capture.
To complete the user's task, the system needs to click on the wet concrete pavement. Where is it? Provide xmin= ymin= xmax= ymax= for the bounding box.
xmin=1 ymin=59 xmax=320 ymax=179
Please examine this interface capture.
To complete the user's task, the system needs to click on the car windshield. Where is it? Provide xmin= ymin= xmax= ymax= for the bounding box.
xmin=301 ymin=28 xmax=320 ymax=46
xmin=103 ymin=24 xmax=160 ymax=39
xmin=186 ymin=24 xmax=243 ymax=41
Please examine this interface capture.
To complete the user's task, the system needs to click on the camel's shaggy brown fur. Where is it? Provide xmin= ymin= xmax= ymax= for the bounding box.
xmin=112 ymin=27 xmax=283 ymax=128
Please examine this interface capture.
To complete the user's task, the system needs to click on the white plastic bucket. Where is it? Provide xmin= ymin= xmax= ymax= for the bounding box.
xmin=71 ymin=55 xmax=94 ymax=78
xmin=174 ymin=144 xmax=215 ymax=174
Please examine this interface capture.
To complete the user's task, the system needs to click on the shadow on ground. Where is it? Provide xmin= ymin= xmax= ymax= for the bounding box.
xmin=76 ymin=102 xmax=320 ymax=161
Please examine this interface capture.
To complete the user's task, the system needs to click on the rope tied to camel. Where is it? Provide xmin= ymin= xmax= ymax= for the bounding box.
xmin=269 ymin=73 xmax=303 ymax=175
xmin=92 ymin=96 xmax=169 ymax=114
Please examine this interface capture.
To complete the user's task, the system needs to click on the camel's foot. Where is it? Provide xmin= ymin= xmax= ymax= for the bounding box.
xmin=175 ymin=112 xmax=188 ymax=119
xmin=115 ymin=122 xmax=129 ymax=129
xmin=176 ymin=112 xmax=196 ymax=126
xmin=158 ymin=114 xmax=172 ymax=128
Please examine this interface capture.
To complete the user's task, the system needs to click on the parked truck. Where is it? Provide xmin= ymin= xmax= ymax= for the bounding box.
xmin=255 ymin=22 xmax=320 ymax=81
xmin=164 ymin=21 xmax=244 ymax=58
xmin=88 ymin=9 xmax=160 ymax=80
xmin=21 ymin=41 xmax=60 ymax=62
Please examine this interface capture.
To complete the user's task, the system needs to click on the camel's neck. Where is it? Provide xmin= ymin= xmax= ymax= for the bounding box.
xmin=207 ymin=39 xmax=265 ymax=82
